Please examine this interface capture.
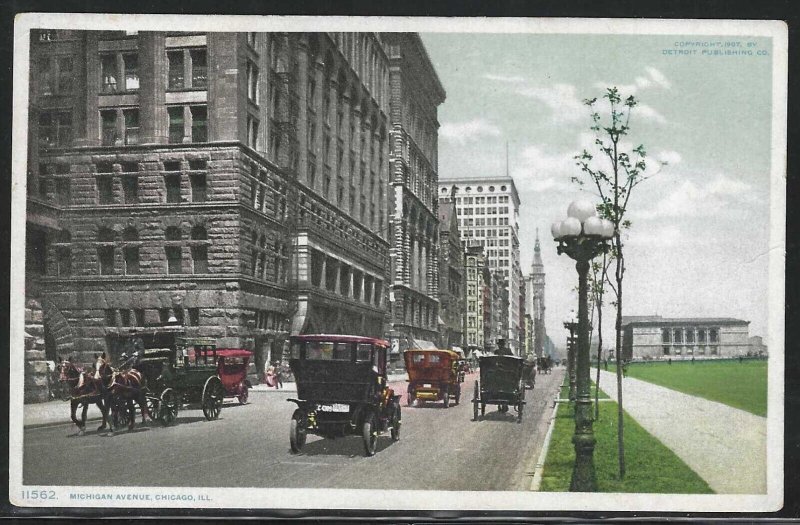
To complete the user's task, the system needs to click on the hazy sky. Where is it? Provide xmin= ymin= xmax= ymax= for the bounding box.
xmin=420 ymin=32 xmax=775 ymax=344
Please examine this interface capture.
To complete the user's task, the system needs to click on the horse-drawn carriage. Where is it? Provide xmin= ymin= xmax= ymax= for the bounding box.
xmin=287 ymin=334 xmax=401 ymax=456
xmin=472 ymin=355 xmax=526 ymax=423
xmin=537 ymin=355 xmax=553 ymax=375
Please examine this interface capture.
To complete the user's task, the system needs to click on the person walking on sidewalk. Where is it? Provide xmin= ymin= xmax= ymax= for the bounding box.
xmin=274 ymin=362 xmax=283 ymax=390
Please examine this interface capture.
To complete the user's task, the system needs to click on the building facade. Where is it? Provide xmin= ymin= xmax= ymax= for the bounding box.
xmin=464 ymin=244 xmax=487 ymax=350
xmin=437 ymin=195 xmax=465 ymax=349
xmin=621 ymin=316 xmax=751 ymax=360
xmin=384 ymin=33 xmax=446 ymax=355
xmin=24 ymin=30 xmax=416 ymax=397
xmin=438 ymin=177 xmax=522 ymax=354
xmin=524 ymin=232 xmax=547 ymax=358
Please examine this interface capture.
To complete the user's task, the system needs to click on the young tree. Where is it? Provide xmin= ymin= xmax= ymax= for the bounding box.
xmin=573 ymin=87 xmax=663 ymax=479
xmin=590 ymin=253 xmax=612 ymax=420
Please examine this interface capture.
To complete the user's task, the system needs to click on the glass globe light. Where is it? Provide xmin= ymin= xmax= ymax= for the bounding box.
xmin=583 ymin=216 xmax=604 ymax=236
xmin=567 ymin=199 xmax=597 ymax=223
xmin=560 ymin=217 xmax=582 ymax=237
xmin=550 ymin=221 xmax=563 ymax=240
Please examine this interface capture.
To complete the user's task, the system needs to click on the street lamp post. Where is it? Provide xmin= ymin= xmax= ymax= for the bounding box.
xmin=552 ymin=200 xmax=614 ymax=493
xmin=563 ymin=321 xmax=578 ymax=401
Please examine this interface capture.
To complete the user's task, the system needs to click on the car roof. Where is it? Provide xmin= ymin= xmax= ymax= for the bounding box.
xmin=214 ymin=349 xmax=253 ymax=358
xmin=405 ymin=349 xmax=459 ymax=357
xmin=291 ymin=334 xmax=389 ymax=346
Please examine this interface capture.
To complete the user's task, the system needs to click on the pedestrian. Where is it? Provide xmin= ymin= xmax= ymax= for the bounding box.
xmin=668 ymin=358 xmax=672 ymax=365
xmin=265 ymin=362 xmax=276 ymax=387
xmin=604 ymin=358 xmax=608 ymax=371
xmin=691 ymin=356 xmax=695 ymax=364
xmin=274 ymin=361 xmax=283 ymax=389
xmin=622 ymin=361 xmax=629 ymax=378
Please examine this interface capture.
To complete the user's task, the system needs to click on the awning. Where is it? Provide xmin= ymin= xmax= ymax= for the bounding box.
xmin=410 ymin=339 xmax=437 ymax=350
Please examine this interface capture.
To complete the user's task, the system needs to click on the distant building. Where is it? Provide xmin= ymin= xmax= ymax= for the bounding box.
xmin=437 ymin=194 xmax=465 ymax=349
xmin=464 ymin=244 xmax=487 ymax=350
xmin=748 ymin=335 xmax=768 ymax=356
xmin=438 ymin=177 xmax=522 ymax=354
xmin=621 ymin=315 xmax=751 ymax=360
xmin=524 ymin=231 xmax=546 ymax=358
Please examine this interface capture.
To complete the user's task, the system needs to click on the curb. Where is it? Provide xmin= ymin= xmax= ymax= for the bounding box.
xmin=530 ymin=395 xmax=560 ymax=492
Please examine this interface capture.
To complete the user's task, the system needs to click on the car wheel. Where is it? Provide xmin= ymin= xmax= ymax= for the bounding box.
xmin=290 ymin=409 xmax=307 ymax=453
xmin=390 ymin=404 xmax=401 ymax=442
xmin=362 ymin=413 xmax=378 ymax=456
xmin=443 ymin=387 xmax=450 ymax=409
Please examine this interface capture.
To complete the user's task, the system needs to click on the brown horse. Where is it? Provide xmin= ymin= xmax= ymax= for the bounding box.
xmin=94 ymin=353 xmax=150 ymax=431
xmin=56 ymin=356 xmax=109 ymax=436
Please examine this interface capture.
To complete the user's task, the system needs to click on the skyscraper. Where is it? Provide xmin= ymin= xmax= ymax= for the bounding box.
xmin=525 ymin=231 xmax=547 ymax=357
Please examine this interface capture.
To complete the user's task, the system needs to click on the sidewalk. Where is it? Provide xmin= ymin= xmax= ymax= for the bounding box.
xmin=23 ymin=373 xmax=412 ymax=427
xmin=594 ymin=368 xmax=766 ymax=494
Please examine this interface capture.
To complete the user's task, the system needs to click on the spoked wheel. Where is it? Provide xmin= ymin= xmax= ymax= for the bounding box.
xmin=145 ymin=395 xmax=160 ymax=423
xmin=362 ymin=412 xmax=378 ymax=457
xmin=202 ymin=376 xmax=224 ymax=421
xmin=111 ymin=397 xmax=131 ymax=431
xmin=407 ymin=388 xmax=414 ymax=407
xmin=499 ymin=404 xmax=509 ymax=413
xmin=289 ymin=409 xmax=307 ymax=453
xmin=481 ymin=403 xmax=486 ymax=416
xmin=443 ymin=387 xmax=450 ymax=409
xmin=517 ymin=402 xmax=524 ymax=423
xmin=390 ymin=403 xmax=401 ymax=441
xmin=455 ymin=384 xmax=461 ymax=406
xmin=237 ymin=385 xmax=249 ymax=405
xmin=472 ymin=381 xmax=480 ymax=421
xmin=159 ymin=388 xmax=178 ymax=425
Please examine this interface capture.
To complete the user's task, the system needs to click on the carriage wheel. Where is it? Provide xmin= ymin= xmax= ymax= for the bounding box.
xmin=499 ymin=404 xmax=509 ymax=413
xmin=443 ymin=387 xmax=450 ymax=409
xmin=472 ymin=381 xmax=480 ymax=421
xmin=455 ymin=384 xmax=461 ymax=406
xmin=111 ymin=397 xmax=131 ymax=431
xmin=237 ymin=385 xmax=249 ymax=405
xmin=362 ymin=412 xmax=378 ymax=456
xmin=407 ymin=386 xmax=414 ymax=407
xmin=146 ymin=396 xmax=160 ymax=422
xmin=517 ymin=402 xmax=524 ymax=423
xmin=289 ymin=409 xmax=307 ymax=453
xmin=201 ymin=376 xmax=224 ymax=421
xmin=159 ymin=389 xmax=178 ymax=425
xmin=390 ymin=403 xmax=401 ymax=441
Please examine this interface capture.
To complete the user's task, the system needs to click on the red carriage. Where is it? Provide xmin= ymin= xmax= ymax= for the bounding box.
xmin=214 ymin=348 xmax=253 ymax=404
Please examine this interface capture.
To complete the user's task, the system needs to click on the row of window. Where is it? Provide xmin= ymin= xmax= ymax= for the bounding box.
xmin=460 ymin=218 xmax=510 ymax=227
xmin=458 ymin=207 xmax=511 ymax=216
xmin=38 ymin=105 xmax=208 ymax=148
xmin=661 ymin=328 xmax=720 ymax=344
xmin=662 ymin=346 xmax=719 ymax=356
xmin=454 ymin=185 xmax=508 ymax=194
xmin=452 ymin=195 xmax=510 ymax=204
xmin=309 ymin=249 xmax=384 ymax=307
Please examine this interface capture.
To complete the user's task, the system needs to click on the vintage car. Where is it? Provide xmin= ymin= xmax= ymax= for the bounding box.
xmin=404 ymin=349 xmax=464 ymax=408
xmin=213 ymin=349 xmax=253 ymax=404
xmin=472 ymin=354 xmax=526 ymax=423
xmin=287 ymin=334 xmax=401 ymax=456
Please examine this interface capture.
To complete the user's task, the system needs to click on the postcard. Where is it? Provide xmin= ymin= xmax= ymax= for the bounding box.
xmin=9 ymin=14 xmax=786 ymax=514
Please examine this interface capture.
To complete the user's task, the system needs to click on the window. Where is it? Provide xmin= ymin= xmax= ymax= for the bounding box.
xmin=168 ymin=107 xmax=184 ymax=144
xmin=698 ymin=329 xmax=706 ymax=343
xmin=38 ymin=56 xmax=74 ymax=95
xmin=686 ymin=330 xmax=695 ymax=343
xmin=190 ymin=49 xmax=207 ymax=88
xmin=123 ymin=109 xmax=139 ymax=145
xmin=105 ymin=309 xmax=117 ymax=327
xmin=100 ymin=110 xmax=117 ymax=146
xmin=38 ymin=111 xmax=72 ymax=148
xmin=168 ymin=51 xmax=184 ymax=89
xmin=120 ymin=309 xmax=131 ymax=326
xmin=55 ymin=245 xmax=71 ymax=276
xmin=663 ymin=346 xmax=670 ymax=355
xmin=98 ymin=246 xmax=114 ymax=274
xmin=188 ymin=308 xmax=200 ymax=326
xmin=709 ymin=329 xmax=719 ymax=343
xmin=124 ymin=246 xmax=140 ymax=274
xmin=247 ymin=116 xmax=259 ymax=149
xmin=134 ymin=309 xmax=145 ymax=326
xmin=122 ymin=176 xmax=138 ymax=204
xmin=97 ymin=176 xmax=114 ymax=204
xmin=191 ymin=246 xmax=208 ymax=273
xmin=123 ymin=53 xmax=139 ymax=91
xmin=101 ymin=54 xmax=118 ymax=92
xmin=166 ymin=246 xmax=182 ymax=274
xmin=247 ymin=61 xmax=259 ymax=103
xmin=55 ymin=178 xmax=71 ymax=205
xmin=165 ymin=174 xmax=181 ymax=203
xmin=190 ymin=106 xmax=207 ymax=142
xmin=190 ymin=172 xmax=206 ymax=202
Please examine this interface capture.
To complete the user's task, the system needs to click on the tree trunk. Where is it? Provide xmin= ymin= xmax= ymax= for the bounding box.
xmin=595 ymin=292 xmax=603 ymax=420
xmin=614 ymin=236 xmax=626 ymax=479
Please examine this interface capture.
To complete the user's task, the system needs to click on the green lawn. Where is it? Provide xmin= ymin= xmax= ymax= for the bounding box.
xmin=621 ymin=360 xmax=767 ymax=417
xmin=539 ymin=389 xmax=712 ymax=493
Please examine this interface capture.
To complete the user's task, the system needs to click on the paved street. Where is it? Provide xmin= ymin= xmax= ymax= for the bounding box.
xmin=23 ymin=369 xmax=564 ymax=491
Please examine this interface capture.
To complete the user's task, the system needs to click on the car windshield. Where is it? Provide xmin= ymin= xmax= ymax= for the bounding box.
xmin=306 ymin=341 xmax=351 ymax=361
xmin=356 ymin=344 xmax=372 ymax=362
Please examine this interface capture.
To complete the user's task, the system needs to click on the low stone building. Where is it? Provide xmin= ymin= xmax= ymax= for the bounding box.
xmin=621 ymin=315 xmax=751 ymax=360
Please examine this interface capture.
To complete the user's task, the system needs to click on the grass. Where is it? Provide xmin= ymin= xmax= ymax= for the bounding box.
xmin=540 ymin=380 xmax=713 ymax=493
xmin=558 ymin=381 xmax=609 ymax=400
xmin=620 ymin=360 xmax=767 ymax=417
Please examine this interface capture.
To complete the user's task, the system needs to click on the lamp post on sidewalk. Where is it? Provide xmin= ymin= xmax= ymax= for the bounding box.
xmin=552 ymin=199 xmax=614 ymax=493
xmin=564 ymin=320 xmax=578 ymax=402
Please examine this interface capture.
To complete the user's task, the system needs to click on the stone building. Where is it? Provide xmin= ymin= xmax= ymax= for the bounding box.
xmin=383 ymin=33 xmax=446 ymax=354
xmin=437 ymin=194 xmax=465 ymax=349
xmin=524 ymin=231 xmax=547 ymax=358
xmin=464 ymin=243 xmax=487 ymax=350
xmin=438 ymin=177 xmax=522 ymax=355
xmin=24 ymin=30 xmax=401 ymax=392
xmin=621 ymin=315 xmax=751 ymax=360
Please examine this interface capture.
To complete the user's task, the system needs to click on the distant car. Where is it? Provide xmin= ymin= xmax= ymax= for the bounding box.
xmin=472 ymin=355 xmax=526 ymax=423
xmin=287 ymin=335 xmax=401 ymax=457
xmin=404 ymin=349 xmax=464 ymax=408
xmin=214 ymin=349 xmax=253 ymax=404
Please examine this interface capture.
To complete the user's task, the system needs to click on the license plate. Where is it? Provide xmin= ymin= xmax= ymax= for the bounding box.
xmin=317 ymin=403 xmax=349 ymax=413
xmin=423 ymin=384 xmax=432 ymax=388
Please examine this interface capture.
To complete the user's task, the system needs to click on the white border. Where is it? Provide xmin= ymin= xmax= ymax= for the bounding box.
xmin=9 ymin=13 xmax=787 ymax=513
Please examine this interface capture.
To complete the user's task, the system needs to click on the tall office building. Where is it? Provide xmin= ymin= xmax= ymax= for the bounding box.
xmin=23 ymin=30 xmax=413 ymax=392
xmin=524 ymin=231 xmax=546 ymax=358
xmin=438 ymin=177 xmax=522 ymax=354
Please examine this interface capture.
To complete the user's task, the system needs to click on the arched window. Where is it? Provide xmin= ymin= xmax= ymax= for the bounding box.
xmin=122 ymin=227 xmax=138 ymax=242
xmin=190 ymin=225 xmax=207 ymax=241
xmin=122 ymin=227 xmax=140 ymax=275
xmin=96 ymin=227 xmax=116 ymax=274
xmin=97 ymin=227 xmax=116 ymax=243
xmin=164 ymin=226 xmax=182 ymax=274
xmin=165 ymin=226 xmax=182 ymax=241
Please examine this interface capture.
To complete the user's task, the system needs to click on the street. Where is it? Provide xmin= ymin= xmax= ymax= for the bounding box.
xmin=23 ymin=369 xmax=564 ymax=491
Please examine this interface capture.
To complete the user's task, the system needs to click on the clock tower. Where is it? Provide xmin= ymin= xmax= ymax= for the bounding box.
xmin=525 ymin=230 xmax=547 ymax=358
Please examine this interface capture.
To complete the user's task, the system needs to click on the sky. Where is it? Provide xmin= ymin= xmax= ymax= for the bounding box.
xmin=420 ymin=32 xmax=776 ymax=346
